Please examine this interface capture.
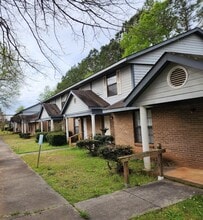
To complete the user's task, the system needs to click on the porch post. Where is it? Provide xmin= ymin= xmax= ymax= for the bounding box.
xmin=50 ymin=119 xmax=54 ymax=131
xmin=40 ymin=121 xmax=43 ymax=132
xmin=21 ymin=120 xmax=24 ymax=133
xmin=65 ymin=117 xmax=69 ymax=139
xmin=140 ymin=106 xmax=151 ymax=170
xmin=91 ymin=114 xmax=96 ymax=138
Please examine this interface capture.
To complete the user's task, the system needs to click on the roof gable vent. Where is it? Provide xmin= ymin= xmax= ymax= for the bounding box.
xmin=167 ymin=66 xmax=188 ymax=88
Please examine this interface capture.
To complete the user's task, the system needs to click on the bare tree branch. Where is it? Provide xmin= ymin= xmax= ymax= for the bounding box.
xmin=0 ymin=0 xmax=138 ymax=72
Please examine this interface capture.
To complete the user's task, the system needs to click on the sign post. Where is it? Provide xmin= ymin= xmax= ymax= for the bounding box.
xmin=37 ymin=134 xmax=43 ymax=168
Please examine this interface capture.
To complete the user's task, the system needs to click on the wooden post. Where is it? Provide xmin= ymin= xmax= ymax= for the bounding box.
xmin=157 ymin=152 xmax=163 ymax=177
xmin=123 ymin=161 xmax=130 ymax=187
xmin=156 ymin=144 xmax=164 ymax=179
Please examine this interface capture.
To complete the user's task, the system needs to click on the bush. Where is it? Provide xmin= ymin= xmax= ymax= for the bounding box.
xmin=46 ymin=132 xmax=67 ymax=146
xmin=19 ymin=133 xmax=31 ymax=139
xmin=76 ymin=139 xmax=101 ymax=156
xmin=100 ymin=145 xmax=133 ymax=173
xmin=35 ymin=132 xmax=48 ymax=143
xmin=94 ymin=134 xmax=114 ymax=145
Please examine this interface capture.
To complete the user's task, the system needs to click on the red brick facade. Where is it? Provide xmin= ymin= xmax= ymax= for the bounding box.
xmin=152 ymin=98 xmax=203 ymax=168
xmin=112 ymin=111 xmax=135 ymax=146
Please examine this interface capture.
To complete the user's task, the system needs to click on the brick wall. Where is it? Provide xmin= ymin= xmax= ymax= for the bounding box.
xmin=112 ymin=111 xmax=135 ymax=146
xmin=152 ymin=98 xmax=203 ymax=168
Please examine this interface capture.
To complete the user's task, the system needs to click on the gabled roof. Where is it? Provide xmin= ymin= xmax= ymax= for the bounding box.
xmin=62 ymin=90 xmax=109 ymax=114
xmin=39 ymin=103 xmax=62 ymax=119
xmin=45 ymin=28 xmax=203 ymax=103
xmin=124 ymin=52 xmax=203 ymax=106
xmin=72 ymin=90 xmax=109 ymax=108
xmin=11 ymin=113 xmax=39 ymax=123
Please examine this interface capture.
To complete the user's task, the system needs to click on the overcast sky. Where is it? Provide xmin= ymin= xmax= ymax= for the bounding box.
xmin=4 ymin=1 xmax=144 ymax=115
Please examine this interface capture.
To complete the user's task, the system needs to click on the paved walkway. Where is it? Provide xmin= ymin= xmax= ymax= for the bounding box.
xmin=0 ymin=139 xmax=202 ymax=220
xmin=75 ymin=180 xmax=202 ymax=220
xmin=0 ymin=140 xmax=82 ymax=220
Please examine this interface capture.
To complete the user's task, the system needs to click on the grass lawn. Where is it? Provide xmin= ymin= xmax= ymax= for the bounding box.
xmin=1 ymin=132 xmax=156 ymax=204
xmin=0 ymin=132 xmax=67 ymax=154
xmin=131 ymin=195 xmax=203 ymax=220
xmin=22 ymin=148 xmax=156 ymax=204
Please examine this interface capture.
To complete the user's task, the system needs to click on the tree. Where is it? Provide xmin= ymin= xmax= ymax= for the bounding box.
xmin=38 ymin=86 xmax=55 ymax=102
xmin=170 ymin=0 xmax=203 ymax=32
xmin=15 ymin=106 xmax=25 ymax=114
xmin=0 ymin=0 xmax=137 ymax=71
xmin=0 ymin=45 xmax=23 ymax=108
xmin=120 ymin=0 xmax=176 ymax=57
xmin=55 ymin=37 xmax=123 ymax=93
xmin=120 ymin=0 xmax=202 ymax=57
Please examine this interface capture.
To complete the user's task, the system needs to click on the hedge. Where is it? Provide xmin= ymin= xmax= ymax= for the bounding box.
xmin=46 ymin=132 xmax=67 ymax=146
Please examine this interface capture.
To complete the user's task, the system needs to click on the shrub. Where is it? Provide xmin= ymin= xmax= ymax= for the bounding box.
xmin=35 ymin=132 xmax=48 ymax=143
xmin=46 ymin=132 xmax=67 ymax=146
xmin=76 ymin=139 xmax=101 ymax=156
xmin=19 ymin=133 xmax=31 ymax=139
xmin=100 ymin=145 xmax=133 ymax=173
xmin=94 ymin=134 xmax=114 ymax=145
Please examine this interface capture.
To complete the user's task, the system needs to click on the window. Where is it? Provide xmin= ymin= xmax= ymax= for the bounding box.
xmin=107 ymin=74 xmax=117 ymax=97
xmin=74 ymin=118 xmax=79 ymax=134
xmin=135 ymin=109 xmax=154 ymax=144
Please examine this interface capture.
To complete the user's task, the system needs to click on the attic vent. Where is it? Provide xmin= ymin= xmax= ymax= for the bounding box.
xmin=168 ymin=66 xmax=188 ymax=88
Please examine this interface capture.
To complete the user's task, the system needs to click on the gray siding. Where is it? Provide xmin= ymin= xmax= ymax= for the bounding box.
xmin=92 ymin=78 xmax=104 ymax=97
xmin=80 ymin=84 xmax=91 ymax=90
xmin=133 ymin=65 xmax=153 ymax=86
xmin=130 ymin=35 xmax=203 ymax=65
xmin=65 ymin=95 xmax=89 ymax=115
xmin=131 ymin=35 xmax=203 ymax=86
xmin=133 ymin=64 xmax=203 ymax=107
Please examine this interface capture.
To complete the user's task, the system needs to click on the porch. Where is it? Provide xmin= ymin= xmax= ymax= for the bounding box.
xmin=164 ymin=167 xmax=203 ymax=189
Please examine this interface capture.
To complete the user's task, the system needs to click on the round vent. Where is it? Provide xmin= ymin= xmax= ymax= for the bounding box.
xmin=168 ymin=66 xmax=188 ymax=88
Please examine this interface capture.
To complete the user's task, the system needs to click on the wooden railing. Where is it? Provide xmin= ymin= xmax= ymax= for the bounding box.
xmin=118 ymin=148 xmax=166 ymax=186
xmin=68 ymin=133 xmax=82 ymax=146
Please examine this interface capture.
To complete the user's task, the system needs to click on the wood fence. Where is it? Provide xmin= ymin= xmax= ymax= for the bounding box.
xmin=118 ymin=148 xmax=166 ymax=186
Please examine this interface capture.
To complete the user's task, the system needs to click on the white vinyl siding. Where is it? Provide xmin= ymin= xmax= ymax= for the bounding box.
xmin=55 ymin=97 xmax=62 ymax=110
xmin=133 ymin=64 xmax=203 ymax=107
xmin=65 ymin=96 xmax=89 ymax=115
xmin=40 ymin=109 xmax=49 ymax=119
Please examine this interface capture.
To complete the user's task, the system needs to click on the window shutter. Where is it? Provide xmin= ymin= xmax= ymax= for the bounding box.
xmin=116 ymin=70 xmax=121 ymax=95
xmin=103 ymin=76 xmax=107 ymax=97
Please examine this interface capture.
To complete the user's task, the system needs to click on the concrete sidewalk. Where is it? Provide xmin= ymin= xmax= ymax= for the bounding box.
xmin=0 ymin=140 xmax=82 ymax=220
xmin=0 ymin=139 xmax=202 ymax=220
xmin=75 ymin=177 xmax=203 ymax=220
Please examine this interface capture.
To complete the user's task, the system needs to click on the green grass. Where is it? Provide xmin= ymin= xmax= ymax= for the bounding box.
xmin=0 ymin=132 xmax=67 ymax=154
xmin=131 ymin=195 xmax=203 ymax=220
xmin=1 ymin=132 xmax=156 ymax=204
xmin=22 ymin=148 xmax=155 ymax=204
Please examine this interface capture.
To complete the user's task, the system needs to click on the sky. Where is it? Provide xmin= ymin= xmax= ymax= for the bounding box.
xmin=4 ymin=1 xmax=144 ymax=115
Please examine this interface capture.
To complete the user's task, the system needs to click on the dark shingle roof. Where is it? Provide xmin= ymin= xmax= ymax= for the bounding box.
xmin=72 ymin=90 xmax=109 ymax=108
xmin=43 ymin=103 xmax=61 ymax=117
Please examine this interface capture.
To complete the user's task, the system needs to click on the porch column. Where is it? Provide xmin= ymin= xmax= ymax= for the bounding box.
xmin=50 ymin=119 xmax=54 ymax=131
xmin=65 ymin=117 xmax=69 ymax=139
xmin=21 ymin=120 xmax=24 ymax=133
xmin=91 ymin=114 xmax=96 ymax=138
xmin=40 ymin=121 xmax=43 ymax=132
xmin=140 ymin=106 xmax=151 ymax=170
